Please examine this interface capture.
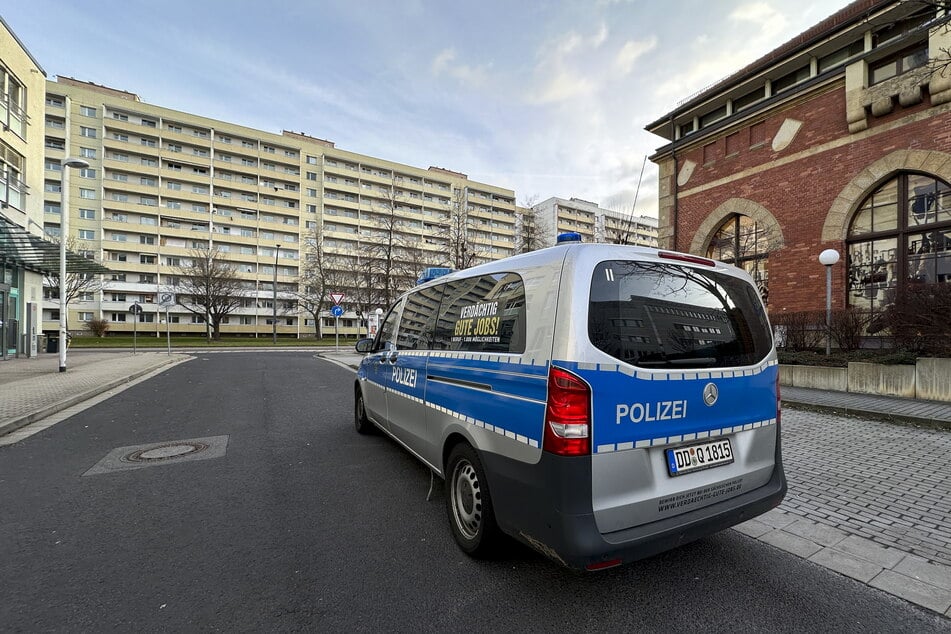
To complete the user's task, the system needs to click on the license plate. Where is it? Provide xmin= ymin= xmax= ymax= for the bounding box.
xmin=666 ymin=438 xmax=734 ymax=476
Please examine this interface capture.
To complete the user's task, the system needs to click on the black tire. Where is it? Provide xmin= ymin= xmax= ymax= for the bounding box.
xmin=445 ymin=443 xmax=502 ymax=557
xmin=354 ymin=387 xmax=376 ymax=435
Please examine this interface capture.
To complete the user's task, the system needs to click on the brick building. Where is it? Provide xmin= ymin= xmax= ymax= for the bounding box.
xmin=646 ymin=0 xmax=951 ymax=330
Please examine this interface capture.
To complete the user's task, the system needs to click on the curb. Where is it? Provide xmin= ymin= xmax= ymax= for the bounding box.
xmin=782 ymin=400 xmax=951 ymax=431
xmin=0 ymin=355 xmax=189 ymax=438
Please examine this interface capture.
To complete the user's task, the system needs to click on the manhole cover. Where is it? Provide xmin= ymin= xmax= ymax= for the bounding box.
xmin=122 ymin=441 xmax=209 ymax=463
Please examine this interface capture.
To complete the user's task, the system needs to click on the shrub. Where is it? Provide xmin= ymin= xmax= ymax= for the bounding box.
xmin=771 ymin=310 xmax=825 ymax=352
xmin=884 ymin=283 xmax=951 ymax=356
xmin=85 ymin=318 xmax=110 ymax=338
xmin=829 ymin=307 xmax=874 ymax=352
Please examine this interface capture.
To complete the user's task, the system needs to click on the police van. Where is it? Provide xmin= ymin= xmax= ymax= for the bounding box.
xmin=354 ymin=236 xmax=786 ymax=571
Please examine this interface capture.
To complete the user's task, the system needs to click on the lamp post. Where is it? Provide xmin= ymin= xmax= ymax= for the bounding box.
xmin=818 ymin=248 xmax=840 ymax=356
xmin=59 ymin=157 xmax=90 ymax=372
xmin=272 ymin=244 xmax=281 ymax=344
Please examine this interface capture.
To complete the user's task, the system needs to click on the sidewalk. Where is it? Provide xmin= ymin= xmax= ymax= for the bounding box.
xmin=1 ymin=349 xmax=949 ymax=617
xmin=0 ymin=350 xmax=190 ymax=439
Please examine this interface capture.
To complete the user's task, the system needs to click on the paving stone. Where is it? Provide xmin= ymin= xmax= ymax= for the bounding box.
xmin=760 ymin=529 xmax=822 ymax=559
xmin=733 ymin=519 xmax=771 ymax=539
xmin=784 ymin=518 xmax=848 ymax=547
xmin=809 ymin=547 xmax=883 ymax=584
xmin=869 ymin=570 xmax=951 ymax=614
xmin=894 ymin=555 xmax=951 ymax=591
xmin=756 ymin=509 xmax=797 ymax=530
xmin=833 ymin=534 xmax=906 ymax=569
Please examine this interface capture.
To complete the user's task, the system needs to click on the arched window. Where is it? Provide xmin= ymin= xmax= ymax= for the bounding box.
xmin=847 ymin=172 xmax=951 ymax=323
xmin=705 ymin=214 xmax=770 ymax=303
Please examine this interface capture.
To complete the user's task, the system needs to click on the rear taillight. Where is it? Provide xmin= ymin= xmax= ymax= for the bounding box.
xmin=544 ymin=367 xmax=591 ymax=456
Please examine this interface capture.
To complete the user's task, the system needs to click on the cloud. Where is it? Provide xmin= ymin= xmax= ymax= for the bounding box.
xmin=614 ymin=37 xmax=658 ymax=75
xmin=530 ymin=24 xmax=614 ymax=105
xmin=430 ymin=47 xmax=491 ymax=87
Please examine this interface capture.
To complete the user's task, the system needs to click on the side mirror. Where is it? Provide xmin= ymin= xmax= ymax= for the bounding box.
xmin=355 ymin=338 xmax=374 ymax=354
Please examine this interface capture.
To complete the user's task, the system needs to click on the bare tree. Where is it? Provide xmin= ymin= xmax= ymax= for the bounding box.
xmin=173 ymin=246 xmax=245 ymax=340
xmin=295 ymin=225 xmax=361 ymax=336
xmin=361 ymin=173 xmax=429 ymax=306
xmin=43 ymin=237 xmax=106 ymax=331
xmin=438 ymin=187 xmax=487 ymax=269
xmin=606 ymin=157 xmax=649 ymax=246
xmin=516 ymin=195 xmax=540 ymax=254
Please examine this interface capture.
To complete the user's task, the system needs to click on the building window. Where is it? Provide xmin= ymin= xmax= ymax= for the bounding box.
xmin=699 ymin=105 xmax=728 ymax=128
xmin=79 ymin=188 xmax=96 ymax=199
xmin=817 ymin=39 xmax=864 ymax=73
xmin=870 ymin=43 xmax=929 ymax=85
xmin=78 ymin=229 xmax=95 ymax=240
xmin=79 ymin=208 xmax=96 ymax=219
xmin=79 ymin=168 xmax=96 ymax=178
xmin=772 ymin=64 xmax=810 ymax=93
xmin=80 ymin=106 xmax=97 ymax=117
xmin=846 ymin=172 xmax=951 ymax=326
xmin=80 ymin=126 xmax=97 ymax=138
xmin=733 ymin=86 xmax=765 ymax=112
xmin=706 ymin=214 xmax=771 ymax=303
xmin=80 ymin=147 xmax=97 ymax=158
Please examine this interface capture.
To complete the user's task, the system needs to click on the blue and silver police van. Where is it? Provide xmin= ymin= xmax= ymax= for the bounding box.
xmin=354 ymin=236 xmax=786 ymax=571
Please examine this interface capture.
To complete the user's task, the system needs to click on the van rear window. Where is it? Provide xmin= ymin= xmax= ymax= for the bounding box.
xmin=588 ymin=261 xmax=771 ymax=369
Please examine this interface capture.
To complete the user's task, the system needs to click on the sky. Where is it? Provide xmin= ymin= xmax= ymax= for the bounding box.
xmin=5 ymin=0 xmax=855 ymax=218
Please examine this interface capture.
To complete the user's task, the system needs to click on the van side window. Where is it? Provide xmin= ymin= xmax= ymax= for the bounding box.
xmin=434 ymin=273 xmax=526 ymax=353
xmin=396 ymin=285 xmax=443 ymax=350
xmin=375 ymin=299 xmax=404 ymax=352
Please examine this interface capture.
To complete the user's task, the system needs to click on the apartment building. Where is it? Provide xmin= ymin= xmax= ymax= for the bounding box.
xmin=0 ymin=17 xmax=48 ymax=358
xmin=42 ymin=77 xmax=517 ymax=338
xmin=531 ymin=196 xmax=658 ymax=248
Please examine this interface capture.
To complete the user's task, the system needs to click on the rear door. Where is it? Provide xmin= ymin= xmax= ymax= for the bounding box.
xmin=574 ymin=258 xmax=779 ymax=533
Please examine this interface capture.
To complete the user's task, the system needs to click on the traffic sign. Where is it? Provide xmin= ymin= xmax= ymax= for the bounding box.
xmin=159 ymin=292 xmax=176 ymax=308
xmin=329 ymin=292 xmax=345 ymax=305
xmin=330 ymin=305 xmax=344 ymax=317
xmin=128 ymin=303 xmax=142 ymax=315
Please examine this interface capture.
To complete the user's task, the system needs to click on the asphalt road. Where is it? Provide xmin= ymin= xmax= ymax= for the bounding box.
xmin=0 ymin=352 xmax=947 ymax=632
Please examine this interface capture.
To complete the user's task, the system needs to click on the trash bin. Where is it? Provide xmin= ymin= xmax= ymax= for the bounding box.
xmin=47 ymin=337 xmax=58 ymax=353
xmin=37 ymin=335 xmax=47 ymax=355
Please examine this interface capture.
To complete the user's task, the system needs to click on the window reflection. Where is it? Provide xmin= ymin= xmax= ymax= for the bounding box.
xmin=706 ymin=214 xmax=770 ymax=304
xmin=847 ymin=173 xmax=951 ymax=332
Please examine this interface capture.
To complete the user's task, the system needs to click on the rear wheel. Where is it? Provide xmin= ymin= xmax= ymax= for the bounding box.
xmin=354 ymin=388 xmax=375 ymax=435
xmin=445 ymin=443 xmax=502 ymax=557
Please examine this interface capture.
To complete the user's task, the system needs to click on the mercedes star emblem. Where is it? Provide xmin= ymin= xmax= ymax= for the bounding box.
xmin=703 ymin=383 xmax=719 ymax=407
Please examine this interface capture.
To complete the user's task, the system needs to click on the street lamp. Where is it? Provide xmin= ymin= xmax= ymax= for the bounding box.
xmin=819 ymin=248 xmax=840 ymax=356
xmin=272 ymin=244 xmax=281 ymax=344
xmin=59 ymin=156 xmax=90 ymax=372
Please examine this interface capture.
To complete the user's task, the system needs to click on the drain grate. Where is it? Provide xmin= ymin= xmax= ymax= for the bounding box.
xmin=122 ymin=441 xmax=210 ymax=463
xmin=84 ymin=435 xmax=229 ymax=476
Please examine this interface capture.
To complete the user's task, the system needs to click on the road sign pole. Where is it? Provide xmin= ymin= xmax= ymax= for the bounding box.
xmin=335 ymin=316 xmax=339 ymax=352
xmin=166 ymin=307 xmax=171 ymax=356
xmin=133 ymin=311 xmax=137 ymax=356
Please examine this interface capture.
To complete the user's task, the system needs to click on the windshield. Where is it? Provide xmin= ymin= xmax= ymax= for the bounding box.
xmin=588 ymin=260 xmax=772 ymax=369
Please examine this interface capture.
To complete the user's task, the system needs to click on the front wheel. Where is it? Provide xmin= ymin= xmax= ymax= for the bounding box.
xmin=445 ymin=443 xmax=502 ymax=557
xmin=354 ymin=388 xmax=376 ymax=435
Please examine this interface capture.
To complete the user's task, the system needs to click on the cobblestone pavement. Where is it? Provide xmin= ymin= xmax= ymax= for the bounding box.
xmin=781 ymin=408 xmax=951 ymax=567
xmin=735 ymin=408 xmax=951 ymax=616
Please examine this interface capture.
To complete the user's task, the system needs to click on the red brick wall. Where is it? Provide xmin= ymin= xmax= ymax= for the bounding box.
xmin=672 ymin=83 xmax=950 ymax=315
